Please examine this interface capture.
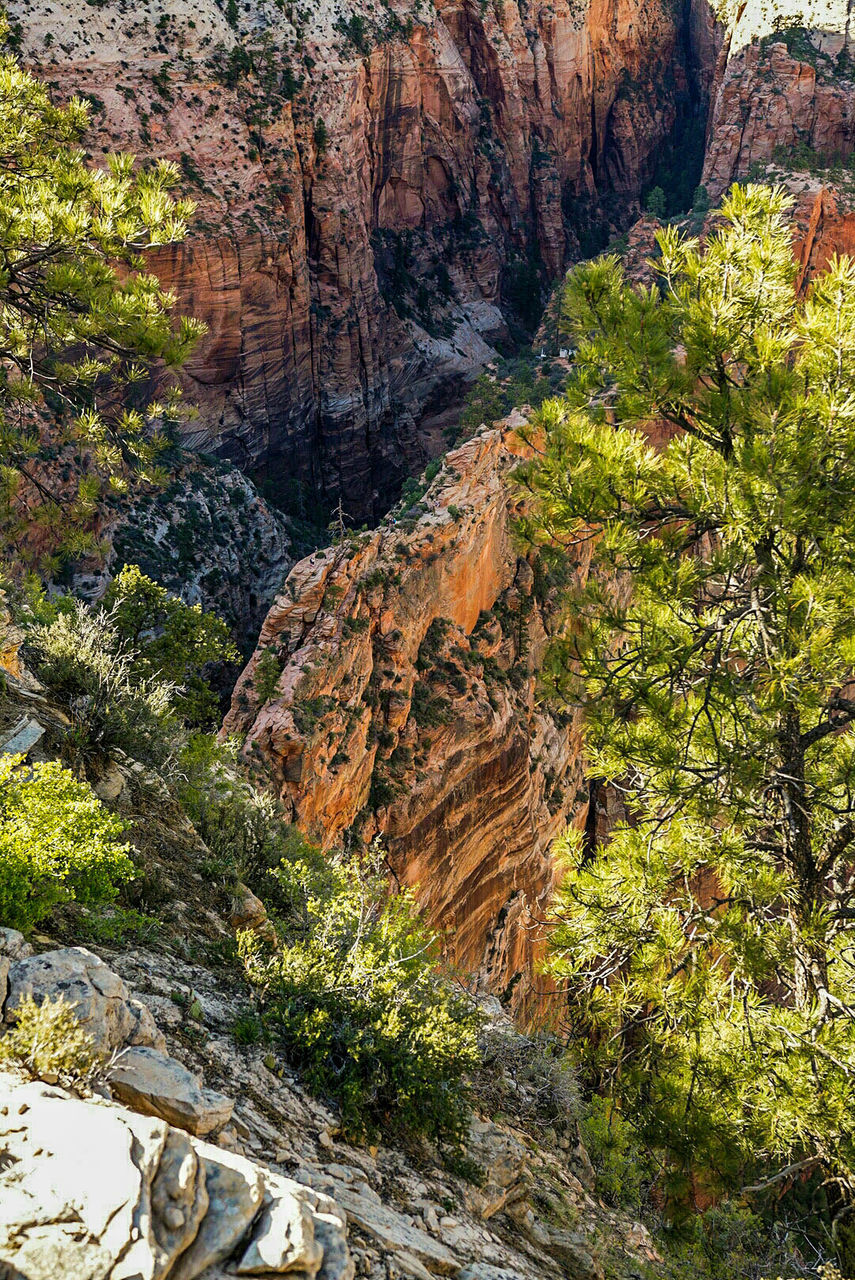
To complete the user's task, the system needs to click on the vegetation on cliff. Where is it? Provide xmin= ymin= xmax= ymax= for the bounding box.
xmin=0 ymin=26 xmax=480 ymax=1159
xmin=522 ymin=183 xmax=855 ymax=1264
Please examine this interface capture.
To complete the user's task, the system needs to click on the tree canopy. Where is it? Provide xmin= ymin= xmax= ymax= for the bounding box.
xmin=519 ymin=184 xmax=855 ymax=1231
xmin=0 ymin=18 xmax=203 ymax=570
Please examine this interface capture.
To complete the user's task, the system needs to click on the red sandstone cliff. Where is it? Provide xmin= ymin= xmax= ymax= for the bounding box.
xmin=11 ymin=0 xmax=714 ymax=519
xmin=223 ymin=420 xmax=589 ymax=1018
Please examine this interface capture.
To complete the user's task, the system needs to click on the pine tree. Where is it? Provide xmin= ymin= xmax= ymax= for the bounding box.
xmin=518 ymin=185 xmax=855 ymax=1216
xmin=0 ymin=20 xmax=204 ymax=570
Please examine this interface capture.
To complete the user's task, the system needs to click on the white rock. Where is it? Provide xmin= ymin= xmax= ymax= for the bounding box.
xmin=0 ymin=1078 xmax=203 ymax=1280
xmin=170 ymin=1141 xmax=265 ymax=1279
xmin=0 ymin=926 xmax=32 ymax=961
xmin=0 ymin=1074 xmax=355 ymax=1280
xmin=109 ymin=1046 xmax=234 ymax=1137
xmin=5 ymin=948 xmax=166 ymax=1056
xmin=235 ymin=1172 xmax=323 ymax=1276
xmin=330 ymin=1184 xmax=460 ymax=1275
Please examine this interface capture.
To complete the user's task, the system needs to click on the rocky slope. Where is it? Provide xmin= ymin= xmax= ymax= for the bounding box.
xmin=0 ymin=652 xmax=661 ymax=1280
xmin=223 ymin=420 xmax=589 ymax=1019
xmin=84 ymin=457 xmax=295 ymax=646
xmin=10 ymin=0 xmax=716 ymax=521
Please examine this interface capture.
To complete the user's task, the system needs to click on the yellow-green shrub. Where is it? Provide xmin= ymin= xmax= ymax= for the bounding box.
xmin=0 ymin=994 xmax=100 ymax=1083
xmin=240 ymin=847 xmax=482 ymax=1147
xmin=0 ymin=754 xmax=133 ymax=930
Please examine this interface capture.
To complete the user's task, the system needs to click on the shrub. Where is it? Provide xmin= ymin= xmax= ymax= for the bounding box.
xmin=0 ymin=995 xmax=101 ymax=1084
xmin=579 ymin=1096 xmax=650 ymax=1209
xmin=175 ymin=732 xmax=292 ymax=889
xmin=27 ymin=601 xmax=177 ymax=764
xmin=104 ymin=564 xmax=236 ymax=726
xmin=0 ymin=754 xmax=134 ymax=931
xmin=239 ymin=845 xmax=482 ymax=1145
xmin=644 ymin=184 xmax=666 ymax=218
xmin=253 ymin=648 xmax=282 ymax=705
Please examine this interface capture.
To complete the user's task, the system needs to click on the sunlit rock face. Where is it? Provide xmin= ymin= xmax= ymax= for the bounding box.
xmin=223 ymin=420 xmax=591 ymax=1021
xmin=11 ymin=0 xmax=714 ymax=519
xmin=704 ymin=0 xmax=855 ymax=197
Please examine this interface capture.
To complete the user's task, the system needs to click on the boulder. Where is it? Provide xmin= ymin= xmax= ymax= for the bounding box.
xmin=108 ymin=1046 xmax=234 ymax=1137
xmin=4 ymin=947 xmax=166 ymax=1056
xmin=170 ymin=1141 xmax=266 ymax=1279
xmin=0 ymin=926 xmax=32 ymax=961
xmin=234 ymin=1171 xmax=324 ymax=1276
xmin=0 ymin=1078 xmax=206 ymax=1280
xmin=465 ymin=1118 xmax=528 ymax=1220
xmin=0 ymin=1076 xmax=354 ymax=1280
xmin=229 ymin=883 xmax=277 ymax=945
xmin=546 ymin=1231 xmax=605 ymax=1280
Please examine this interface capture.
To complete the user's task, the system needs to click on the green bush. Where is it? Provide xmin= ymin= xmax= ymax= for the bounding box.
xmin=25 ymin=568 xmax=233 ymax=759
xmin=105 ymin=564 xmax=236 ymax=726
xmin=0 ymin=994 xmax=101 ymax=1083
xmin=0 ymin=755 xmax=133 ymax=930
xmin=27 ymin=600 xmax=177 ymax=764
xmin=175 ymin=732 xmax=293 ymax=888
xmin=253 ymin=648 xmax=282 ymax=705
xmin=579 ymin=1095 xmax=651 ymax=1210
xmin=239 ymin=845 xmax=482 ymax=1145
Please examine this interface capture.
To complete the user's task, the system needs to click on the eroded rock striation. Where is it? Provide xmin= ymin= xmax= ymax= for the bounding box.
xmin=224 ymin=420 xmax=588 ymax=1016
xmin=11 ymin=0 xmax=716 ymax=519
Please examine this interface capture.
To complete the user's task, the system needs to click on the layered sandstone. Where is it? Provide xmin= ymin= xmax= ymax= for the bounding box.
xmin=223 ymin=420 xmax=589 ymax=1018
xmin=12 ymin=0 xmax=714 ymax=519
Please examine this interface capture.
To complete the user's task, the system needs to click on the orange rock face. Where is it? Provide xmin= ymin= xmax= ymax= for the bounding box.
xmin=224 ymin=421 xmax=590 ymax=1020
xmin=11 ymin=0 xmax=713 ymax=519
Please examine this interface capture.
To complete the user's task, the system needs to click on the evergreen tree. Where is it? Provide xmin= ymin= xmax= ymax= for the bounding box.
xmin=0 ymin=20 xmax=204 ymax=570
xmin=518 ymin=185 xmax=855 ymax=1220
xmin=644 ymin=184 xmax=666 ymax=219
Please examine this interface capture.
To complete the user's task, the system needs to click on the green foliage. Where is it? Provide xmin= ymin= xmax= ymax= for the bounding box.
xmin=519 ymin=184 xmax=855 ymax=1214
xmin=231 ymin=1010 xmax=264 ymax=1045
xmin=175 ymin=731 xmax=293 ymax=889
xmin=26 ymin=600 xmax=178 ymax=764
xmin=313 ymin=118 xmax=328 ymax=156
xmin=252 ymin=648 xmax=282 ymax=705
xmin=692 ymin=183 xmax=710 ymax=216
xmin=22 ymin=567 xmax=232 ymax=756
xmin=104 ymin=565 xmax=236 ymax=725
xmin=0 ymin=754 xmax=133 ymax=931
xmin=453 ymin=355 xmax=555 ymax=447
xmin=580 ymin=1096 xmax=650 ymax=1210
xmin=239 ymin=842 xmax=482 ymax=1145
xmin=0 ymin=21 xmax=203 ymax=569
xmin=0 ymin=994 xmax=101 ymax=1083
xmin=644 ymin=184 xmax=666 ymax=218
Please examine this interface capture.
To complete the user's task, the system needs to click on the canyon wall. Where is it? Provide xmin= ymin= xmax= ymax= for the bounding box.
xmin=223 ymin=421 xmax=589 ymax=1019
xmin=703 ymin=0 xmax=855 ymax=196
xmin=12 ymin=0 xmax=714 ymax=520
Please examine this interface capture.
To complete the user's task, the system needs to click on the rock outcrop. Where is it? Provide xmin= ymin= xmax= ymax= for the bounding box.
xmin=703 ymin=0 xmax=855 ymax=197
xmin=224 ymin=421 xmax=589 ymax=1017
xmin=11 ymin=0 xmax=717 ymax=519
xmin=0 ymin=933 xmax=662 ymax=1280
xmin=0 ymin=1078 xmax=353 ymax=1280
